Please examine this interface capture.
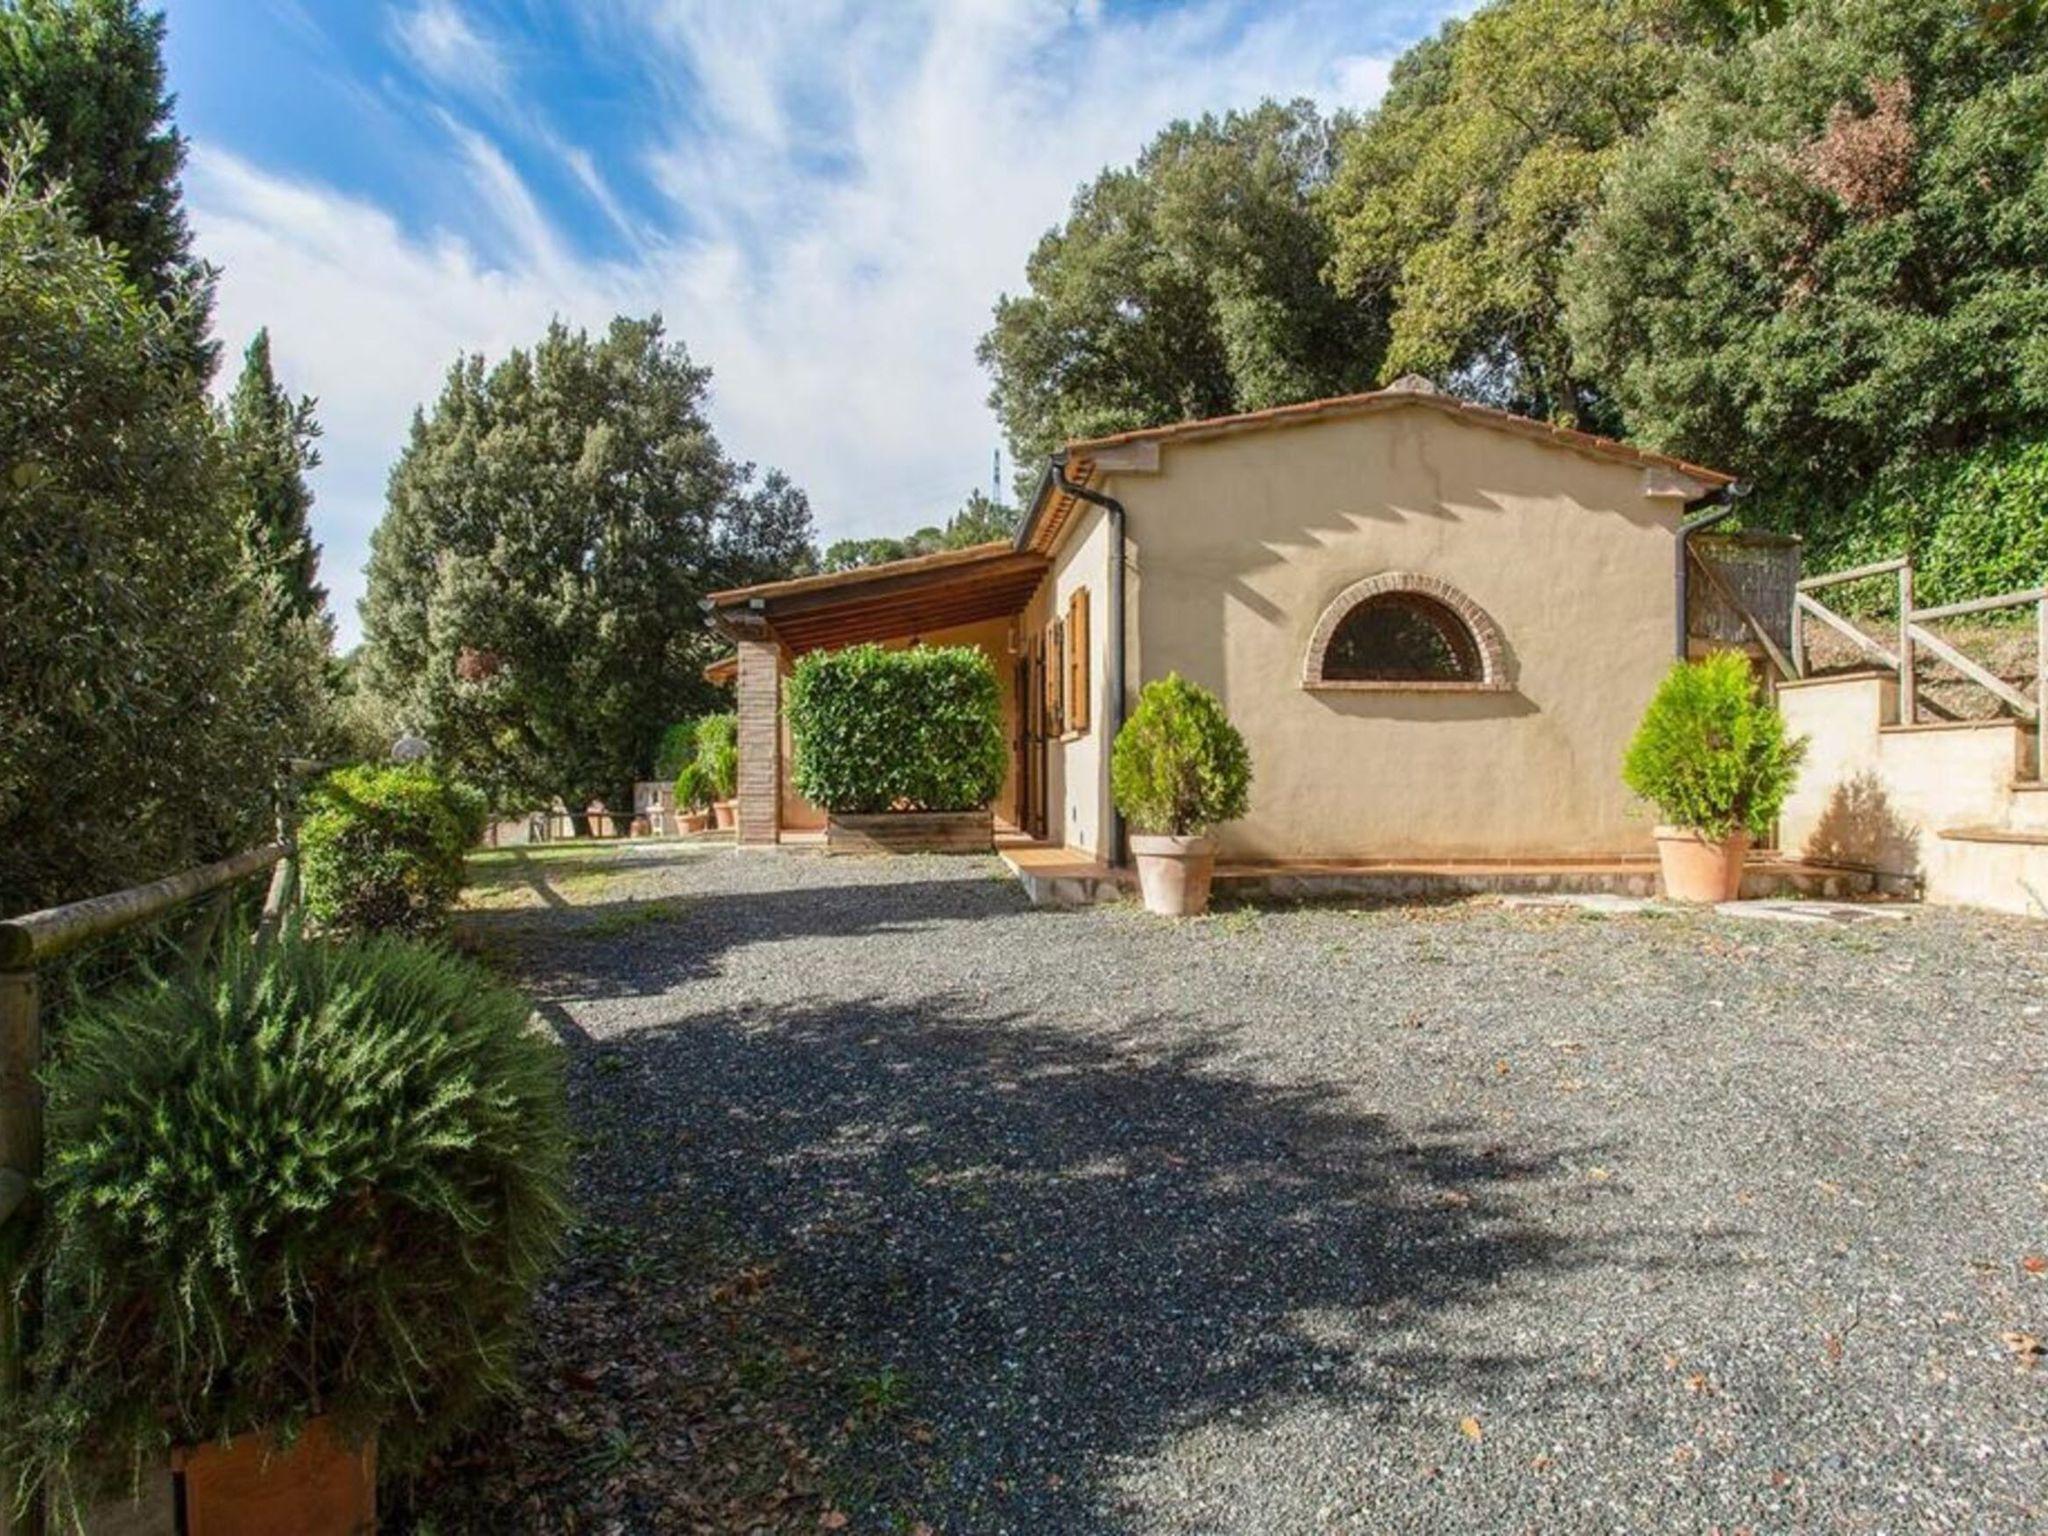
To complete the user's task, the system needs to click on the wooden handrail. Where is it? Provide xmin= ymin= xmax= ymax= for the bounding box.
xmin=1794 ymin=554 xmax=2048 ymax=779
xmin=0 ymin=843 xmax=287 ymax=968
xmin=1907 ymin=622 xmax=2038 ymax=719
xmin=1794 ymin=590 xmax=1900 ymax=669
xmin=1798 ymin=557 xmax=1908 ymax=591
xmin=1908 ymin=587 xmax=2048 ymax=624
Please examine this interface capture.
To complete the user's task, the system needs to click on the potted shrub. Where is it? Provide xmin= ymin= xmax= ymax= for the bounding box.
xmin=1623 ymin=652 xmax=1806 ymax=902
xmin=696 ymin=713 xmax=740 ymax=830
xmin=298 ymin=764 xmax=486 ymax=936
xmin=1110 ymin=673 xmax=1252 ymax=916
xmin=786 ymin=644 xmax=1007 ymax=853
xmin=672 ymin=758 xmax=714 ymax=834
xmin=2 ymin=928 xmax=570 ymax=1533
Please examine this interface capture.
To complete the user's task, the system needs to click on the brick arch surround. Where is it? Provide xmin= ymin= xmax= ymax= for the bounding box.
xmin=1302 ymin=571 xmax=1513 ymax=692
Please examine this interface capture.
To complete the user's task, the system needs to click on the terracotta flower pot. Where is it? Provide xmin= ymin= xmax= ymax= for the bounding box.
xmin=173 ymin=1418 xmax=375 ymax=1536
xmin=680 ymin=809 xmax=711 ymax=834
xmin=1654 ymin=825 xmax=1750 ymax=903
xmin=711 ymin=799 xmax=738 ymax=831
xmin=1130 ymin=834 xmax=1217 ymax=916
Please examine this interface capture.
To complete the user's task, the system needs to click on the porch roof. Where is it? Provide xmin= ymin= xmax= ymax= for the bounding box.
xmin=703 ymin=541 xmax=1049 ymax=654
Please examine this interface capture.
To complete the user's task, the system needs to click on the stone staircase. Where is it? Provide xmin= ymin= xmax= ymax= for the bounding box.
xmin=1777 ymin=669 xmax=2047 ymax=918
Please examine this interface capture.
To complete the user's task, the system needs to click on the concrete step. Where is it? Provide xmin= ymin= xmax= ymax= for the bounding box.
xmin=1006 ymin=854 xmax=1882 ymax=907
xmin=2008 ymin=781 xmax=2048 ymax=832
xmin=1934 ymin=824 xmax=2048 ymax=918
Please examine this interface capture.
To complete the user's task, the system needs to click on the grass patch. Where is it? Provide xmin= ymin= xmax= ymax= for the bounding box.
xmin=578 ymin=900 xmax=686 ymax=938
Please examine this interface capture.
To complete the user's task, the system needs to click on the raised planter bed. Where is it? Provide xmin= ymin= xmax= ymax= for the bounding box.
xmin=826 ymin=809 xmax=993 ymax=855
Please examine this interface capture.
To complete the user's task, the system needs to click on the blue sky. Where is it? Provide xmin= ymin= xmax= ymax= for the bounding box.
xmin=163 ymin=0 xmax=1464 ymax=647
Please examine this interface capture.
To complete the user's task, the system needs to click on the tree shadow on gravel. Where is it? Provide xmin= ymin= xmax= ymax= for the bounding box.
xmin=461 ymin=871 xmax=1031 ymax=999
xmin=550 ymin=986 xmax=1671 ymax=1533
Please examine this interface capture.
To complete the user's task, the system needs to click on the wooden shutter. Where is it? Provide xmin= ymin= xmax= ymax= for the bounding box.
xmin=1044 ymin=618 xmax=1064 ymax=735
xmin=1066 ymin=588 xmax=1090 ymax=734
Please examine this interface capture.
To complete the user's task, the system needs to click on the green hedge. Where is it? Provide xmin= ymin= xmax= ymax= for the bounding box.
xmin=298 ymin=764 xmax=485 ymax=936
xmin=652 ymin=720 xmax=699 ymax=781
xmin=3 ymin=929 xmax=570 ymax=1518
xmin=694 ymin=713 xmax=739 ymax=801
xmin=1782 ymin=438 xmax=2048 ymax=614
xmin=786 ymin=644 xmax=1006 ymax=814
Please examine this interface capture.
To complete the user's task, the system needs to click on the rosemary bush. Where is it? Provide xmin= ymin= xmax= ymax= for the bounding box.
xmin=672 ymin=757 xmax=712 ymax=813
xmin=3 ymin=929 xmax=571 ymax=1522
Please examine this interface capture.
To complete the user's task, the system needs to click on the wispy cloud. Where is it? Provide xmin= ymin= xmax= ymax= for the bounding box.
xmin=389 ymin=0 xmax=511 ymax=102
xmin=193 ymin=0 xmax=1449 ymax=644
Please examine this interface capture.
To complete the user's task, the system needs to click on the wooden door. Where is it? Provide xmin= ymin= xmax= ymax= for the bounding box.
xmin=1020 ymin=638 xmax=1049 ymax=838
xmin=1013 ymin=653 xmax=1034 ymax=835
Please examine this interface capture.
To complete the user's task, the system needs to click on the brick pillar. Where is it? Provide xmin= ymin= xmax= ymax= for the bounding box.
xmin=735 ymin=634 xmax=781 ymax=846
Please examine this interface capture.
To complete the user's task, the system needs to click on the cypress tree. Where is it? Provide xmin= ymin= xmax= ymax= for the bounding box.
xmin=224 ymin=328 xmax=327 ymax=625
xmin=0 ymin=0 xmax=215 ymax=373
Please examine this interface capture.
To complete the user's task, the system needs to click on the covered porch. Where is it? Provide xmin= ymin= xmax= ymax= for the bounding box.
xmin=703 ymin=542 xmax=1049 ymax=846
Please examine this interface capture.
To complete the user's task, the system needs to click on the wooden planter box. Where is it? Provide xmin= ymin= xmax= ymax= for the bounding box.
xmin=826 ymin=809 xmax=993 ymax=855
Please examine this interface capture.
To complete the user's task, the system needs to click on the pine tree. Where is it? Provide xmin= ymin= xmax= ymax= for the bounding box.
xmin=224 ymin=329 xmax=327 ymax=624
xmin=0 ymin=0 xmax=215 ymax=373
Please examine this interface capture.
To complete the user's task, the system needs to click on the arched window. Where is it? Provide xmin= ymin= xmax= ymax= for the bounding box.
xmin=1303 ymin=573 xmax=1510 ymax=691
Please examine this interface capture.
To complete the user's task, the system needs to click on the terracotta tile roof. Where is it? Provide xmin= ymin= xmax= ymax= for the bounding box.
xmin=1066 ymin=377 xmax=1735 ymax=483
xmin=1019 ymin=377 xmax=1735 ymax=554
xmin=703 ymin=540 xmax=1048 ymax=655
xmin=704 ymin=541 xmax=1018 ymax=606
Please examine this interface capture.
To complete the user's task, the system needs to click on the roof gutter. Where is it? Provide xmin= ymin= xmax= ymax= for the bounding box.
xmin=1050 ymin=451 xmax=1128 ymax=867
xmin=1675 ymin=483 xmax=1745 ymax=659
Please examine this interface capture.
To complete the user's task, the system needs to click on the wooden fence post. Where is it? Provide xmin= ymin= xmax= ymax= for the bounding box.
xmin=0 ymin=964 xmax=40 ymax=1235
xmin=1897 ymin=562 xmax=1916 ymax=726
xmin=0 ymin=964 xmax=41 ymax=1536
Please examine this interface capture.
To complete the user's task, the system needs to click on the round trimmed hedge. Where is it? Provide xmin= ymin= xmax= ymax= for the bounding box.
xmin=1110 ymin=673 xmax=1251 ymax=837
xmin=786 ymin=644 xmax=1007 ymax=814
xmin=298 ymin=764 xmax=485 ymax=937
xmin=1622 ymin=652 xmax=1805 ymax=839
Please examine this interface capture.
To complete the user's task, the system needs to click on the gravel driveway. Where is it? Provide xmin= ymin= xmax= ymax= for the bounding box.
xmin=468 ymin=844 xmax=2045 ymax=1534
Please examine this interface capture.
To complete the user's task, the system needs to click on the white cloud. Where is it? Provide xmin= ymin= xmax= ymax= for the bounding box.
xmin=194 ymin=1 xmax=1429 ymax=646
xmin=1332 ymin=53 xmax=1397 ymax=108
xmin=389 ymin=0 xmax=511 ymax=102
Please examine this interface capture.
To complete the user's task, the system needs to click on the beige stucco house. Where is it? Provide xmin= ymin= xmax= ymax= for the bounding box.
xmin=706 ymin=377 xmax=1736 ymax=867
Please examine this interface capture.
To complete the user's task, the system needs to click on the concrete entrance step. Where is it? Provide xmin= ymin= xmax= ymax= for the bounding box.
xmin=1211 ymin=856 xmax=1875 ymax=904
xmin=2007 ymin=781 xmax=2048 ymax=832
xmin=1504 ymin=893 xmax=1912 ymax=925
xmin=1000 ymin=849 xmax=1880 ymax=907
